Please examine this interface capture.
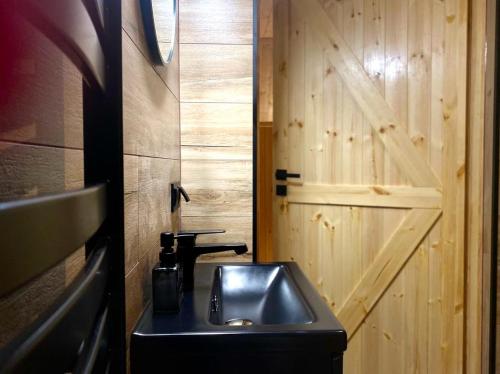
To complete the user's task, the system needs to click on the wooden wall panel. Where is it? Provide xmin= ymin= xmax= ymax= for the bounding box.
xmin=179 ymin=0 xmax=253 ymax=262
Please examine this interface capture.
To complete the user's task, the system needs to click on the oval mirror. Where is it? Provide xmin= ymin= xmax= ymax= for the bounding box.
xmin=140 ymin=0 xmax=177 ymax=65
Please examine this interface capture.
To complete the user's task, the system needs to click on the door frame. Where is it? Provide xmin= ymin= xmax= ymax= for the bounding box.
xmin=467 ymin=0 xmax=499 ymax=373
xmin=253 ymin=0 xmax=259 ymax=263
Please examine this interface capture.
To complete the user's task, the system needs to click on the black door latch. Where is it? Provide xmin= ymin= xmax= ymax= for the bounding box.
xmin=275 ymin=169 xmax=301 ymax=196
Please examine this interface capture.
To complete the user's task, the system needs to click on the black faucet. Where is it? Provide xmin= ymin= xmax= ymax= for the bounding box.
xmin=175 ymin=230 xmax=248 ymax=291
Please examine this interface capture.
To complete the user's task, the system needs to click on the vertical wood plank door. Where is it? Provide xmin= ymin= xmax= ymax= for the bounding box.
xmin=272 ymin=0 xmax=467 ymax=372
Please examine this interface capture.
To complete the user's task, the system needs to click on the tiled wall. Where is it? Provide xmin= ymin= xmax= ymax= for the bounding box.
xmin=0 ymin=20 xmax=85 ymax=346
xmin=179 ymin=0 xmax=254 ymax=261
xmin=121 ymin=0 xmax=181 ymax=347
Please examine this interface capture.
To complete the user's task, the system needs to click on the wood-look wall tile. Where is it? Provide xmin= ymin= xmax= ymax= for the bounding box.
xmin=123 ymin=33 xmax=180 ymax=159
xmin=0 ymin=261 xmax=66 ymax=347
xmin=181 ymin=160 xmax=252 ymax=193
xmin=179 ymin=0 xmax=253 ymax=44
xmin=124 ymin=245 xmax=161 ymax=344
xmin=181 ymin=146 xmax=252 ymax=161
xmin=138 ymin=157 xmax=180 ymax=259
xmin=125 ymin=193 xmax=139 ymax=275
xmin=124 ymin=155 xmax=139 ymax=194
xmin=122 ymin=0 xmax=180 ymax=98
xmin=181 ymin=216 xmax=253 ymax=249
xmin=180 ymin=103 xmax=252 ymax=147
xmin=124 ymin=155 xmax=139 ymax=275
xmin=0 ymin=28 xmax=83 ymax=150
xmin=181 ymin=189 xmax=253 ymax=217
xmin=180 ymin=44 xmax=253 ymax=103
xmin=124 ymin=262 xmax=145 ymax=344
xmin=0 ymin=142 xmax=83 ymax=202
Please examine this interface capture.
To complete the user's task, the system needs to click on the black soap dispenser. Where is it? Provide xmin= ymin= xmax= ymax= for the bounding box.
xmin=152 ymin=232 xmax=180 ymax=313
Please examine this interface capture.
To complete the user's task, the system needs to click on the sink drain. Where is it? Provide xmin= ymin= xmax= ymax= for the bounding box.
xmin=224 ymin=318 xmax=254 ymax=326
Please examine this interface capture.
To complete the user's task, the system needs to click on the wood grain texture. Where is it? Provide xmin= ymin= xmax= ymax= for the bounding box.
xmin=181 ymin=189 xmax=252 ymax=217
xmin=181 ymin=146 xmax=252 ymax=161
xmin=292 ymin=0 xmax=440 ymax=188
xmin=181 ymin=103 xmax=253 ymax=147
xmin=123 ymin=156 xmax=181 ymax=341
xmin=259 ymin=0 xmax=273 ymax=38
xmin=288 ymin=184 xmax=442 ymax=209
xmin=123 ymin=32 xmax=180 ymax=159
xmin=0 ymin=21 xmax=85 ymax=347
xmin=122 ymin=1 xmax=181 ymax=342
xmin=138 ymin=157 xmax=180 ymax=260
xmin=338 ymin=209 xmax=441 ymax=338
xmin=181 ymin=160 xmax=252 ymax=192
xmin=180 ymin=44 xmax=253 ymax=103
xmin=0 ymin=142 xmax=83 ymax=201
xmin=124 ymin=155 xmax=139 ymax=275
xmin=0 ymin=141 xmax=84 ymax=347
xmin=257 ymin=126 xmax=273 ymax=262
xmin=466 ymin=1 xmax=492 ymax=373
xmin=179 ymin=1 xmax=253 ymax=262
xmin=259 ymin=38 xmax=273 ymax=123
xmin=272 ymin=0 xmax=470 ymax=372
xmin=441 ymin=0 xmax=468 ymax=372
xmin=125 ymin=247 xmax=157 ymax=345
xmin=179 ymin=0 xmax=253 ymax=44
xmin=181 ymin=216 xmax=253 ymax=246
xmin=0 ymin=28 xmax=83 ymax=150
xmin=122 ymin=0 xmax=180 ymax=98
xmin=0 ymin=63 xmax=84 ymax=348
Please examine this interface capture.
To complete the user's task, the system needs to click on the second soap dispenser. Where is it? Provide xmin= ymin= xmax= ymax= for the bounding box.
xmin=152 ymin=232 xmax=180 ymax=313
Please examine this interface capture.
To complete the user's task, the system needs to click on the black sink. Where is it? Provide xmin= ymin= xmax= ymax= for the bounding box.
xmin=209 ymin=264 xmax=314 ymax=325
xmin=131 ymin=262 xmax=346 ymax=374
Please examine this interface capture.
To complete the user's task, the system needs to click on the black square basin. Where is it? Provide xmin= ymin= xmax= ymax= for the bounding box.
xmin=131 ymin=262 xmax=346 ymax=374
xmin=209 ymin=264 xmax=314 ymax=325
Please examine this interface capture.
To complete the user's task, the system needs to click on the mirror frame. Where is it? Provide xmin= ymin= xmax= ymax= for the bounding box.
xmin=139 ymin=0 xmax=177 ymax=65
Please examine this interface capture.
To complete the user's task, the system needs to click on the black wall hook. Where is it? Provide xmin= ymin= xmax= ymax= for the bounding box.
xmin=171 ymin=183 xmax=190 ymax=212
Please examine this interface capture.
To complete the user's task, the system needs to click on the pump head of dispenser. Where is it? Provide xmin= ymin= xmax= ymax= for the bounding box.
xmin=159 ymin=232 xmax=176 ymax=267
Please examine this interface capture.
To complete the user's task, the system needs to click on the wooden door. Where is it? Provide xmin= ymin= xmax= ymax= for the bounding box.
xmin=272 ymin=0 xmax=467 ymax=372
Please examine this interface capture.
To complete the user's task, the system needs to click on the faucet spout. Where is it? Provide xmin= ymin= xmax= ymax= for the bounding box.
xmin=176 ymin=233 xmax=248 ymax=291
xmin=194 ymin=243 xmax=248 ymax=256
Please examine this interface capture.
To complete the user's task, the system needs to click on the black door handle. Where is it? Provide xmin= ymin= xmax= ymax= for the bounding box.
xmin=275 ymin=169 xmax=301 ymax=181
xmin=275 ymin=169 xmax=301 ymax=196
